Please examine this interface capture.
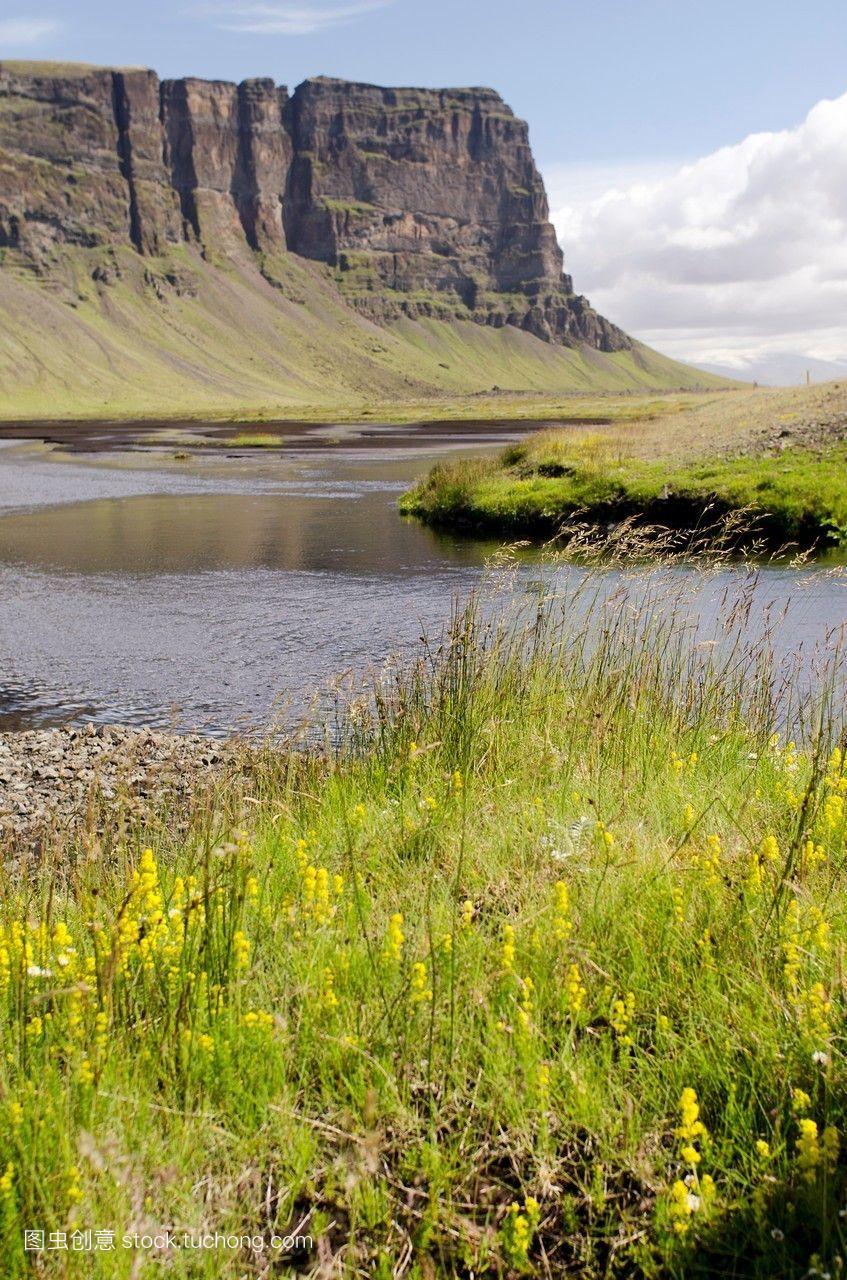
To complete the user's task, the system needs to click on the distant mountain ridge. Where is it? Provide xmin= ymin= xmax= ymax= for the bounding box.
xmin=0 ymin=60 xmax=728 ymax=416
xmin=696 ymin=353 xmax=847 ymax=387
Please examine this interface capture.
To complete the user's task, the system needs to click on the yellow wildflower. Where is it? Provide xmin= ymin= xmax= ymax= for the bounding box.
xmin=701 ymin=833 xmax=721 ymax=886
xmin=667 ymin=1179 xmax=695 ymax=1235
xmin=596 ymin=822 xmax=615 ymax=850
xmin=232 ymin=930 xmax=251 ymax=970
xmin=501 ymin=923 xmax=516 ymax=973
xmin=746 ymin=851 xmax=764 ymax=893
xmin=410 ymin=961 xmax=432 ymax=1005
xmin=502 ymin=1198 xmax=540 ymax=1267
xmin=802 ymin=840 xmax=827 ymax=872
xmin=676 ymin=1087 xmax=707 ymax=1144
xmin=696 ymin=927 xmax=713 ymax=965
xmin=516 ymin=976 xmax=534 ymax=1031
xmin=795 ymin=1118 xmax=820 ymax=1182
xmin=242 ymin=1010 xmax=274 ymax=1031
xmin=564 ymin=963 xmax=586 ymax=1017
xmin=803 ymin=982 xmax=832 ymax=1044
xmin=823 ymin=793 xmax=844 ymax=832
xmin=66 ymin=1165 xmax=84 ymax=1205
xmin=791 ymin=1088 xmax=812 ymax=1115
xmin=760 ymin=835 xmax=780 ymax=864
xmin=383 ymin=913 xmax=405 ymax=964
xmin=782 ymin=898 xmax=802 ymax=992
xmin=610 ymin=992 xmax=635 ymax=1047
xmin=94 ymin=1010 xmax=108 ymax=1056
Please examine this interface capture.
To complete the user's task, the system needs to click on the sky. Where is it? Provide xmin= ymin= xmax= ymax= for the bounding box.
xmin=3 ymin=0 xmax=847 ymax=371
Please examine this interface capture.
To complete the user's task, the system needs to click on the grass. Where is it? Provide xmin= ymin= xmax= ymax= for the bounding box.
xmin=212 ymin=432 xmax=287 ymax=448
xmin=399 ymin=416 xmax=847 ymax=551
xmin=0 ymin=60 xmax=144 ymax=75
xmin=2 ymin=576 xmax=847 ymax=1276
xmin=0 ymin=244 xmax=729 ymax=422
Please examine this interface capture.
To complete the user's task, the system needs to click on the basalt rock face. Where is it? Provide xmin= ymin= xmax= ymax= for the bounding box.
xmin=161 ymin=76 xmax=291 ymax=251
xmin=0 ymin=65 xmax=144 ymax=256
xmin=283 ymin=77 xmax=626 ymax=349
xmin=0 ymin=62 xmax=630 ymax=351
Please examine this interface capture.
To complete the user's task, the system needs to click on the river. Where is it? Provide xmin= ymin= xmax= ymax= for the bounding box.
xmin=0 ymin=420 xmax=844 ymax=735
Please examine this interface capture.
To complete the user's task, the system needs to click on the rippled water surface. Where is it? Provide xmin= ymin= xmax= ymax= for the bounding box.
xmin=0 ymin=422 xmax=844 ymax=733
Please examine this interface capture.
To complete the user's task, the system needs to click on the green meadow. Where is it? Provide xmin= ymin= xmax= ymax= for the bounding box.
xmin=2 ymin=576 xmax=846 ymax=1277
xmin=400 ymin=424 xmax=847 ymax=551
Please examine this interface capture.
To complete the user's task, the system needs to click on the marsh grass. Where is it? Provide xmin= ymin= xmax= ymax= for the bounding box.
xmin=2 ymin=570 xmax=847 ymax=1276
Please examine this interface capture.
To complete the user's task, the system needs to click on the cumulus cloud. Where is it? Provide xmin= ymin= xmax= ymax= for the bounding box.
xmin=548 ymin=92 xmax=847 ymax=367
xmin=204 ymin=0 xmax=393 ymax=35
xmin=0 ymin=17 xmax=60 ymax=45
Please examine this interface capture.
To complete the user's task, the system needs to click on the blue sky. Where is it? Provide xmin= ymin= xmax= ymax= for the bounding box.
xmin=2 ymin=0 xmax=846 ymax=169
xmin=3 ymin=0 xmax=847 ymax=371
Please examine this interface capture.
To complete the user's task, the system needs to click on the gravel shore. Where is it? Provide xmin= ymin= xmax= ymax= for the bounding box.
xmin=0 ymin=724 xmax=232 ymax=849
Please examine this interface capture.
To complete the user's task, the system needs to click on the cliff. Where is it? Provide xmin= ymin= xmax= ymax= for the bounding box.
xmin=0 ymin=61 xmax=628 ymax=351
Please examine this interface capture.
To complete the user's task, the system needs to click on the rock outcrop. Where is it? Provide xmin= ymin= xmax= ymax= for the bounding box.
xmin=0 ymin=61 xmax=629 ymax=351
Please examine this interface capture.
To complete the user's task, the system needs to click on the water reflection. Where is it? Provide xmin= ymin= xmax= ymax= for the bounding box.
xmin=0 ymin=424 xmax=844 ymax=735
xmin=0 ymin=492 xmax=493 ymax=576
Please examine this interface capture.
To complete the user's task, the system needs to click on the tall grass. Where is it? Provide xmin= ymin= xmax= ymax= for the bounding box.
xmin=1 ymin=570 xmax=846 ymax=1276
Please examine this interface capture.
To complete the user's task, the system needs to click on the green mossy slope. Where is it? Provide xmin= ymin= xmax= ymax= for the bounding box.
xmin=0 ymin=246 xmax=728 ymax=420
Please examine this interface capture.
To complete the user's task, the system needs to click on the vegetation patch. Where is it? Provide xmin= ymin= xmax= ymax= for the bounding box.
xmin=1 ymin=587 xmax=846 ymax=1276
xmin=319 ymin=198 xmax=378 ymax=216
xmin=399 ymin=427 xmax=847 ymax=551
xmin=0 ymin=241 xmax=728 ymax=422
xmin=212 ymin=431 xmax=287 ymax=448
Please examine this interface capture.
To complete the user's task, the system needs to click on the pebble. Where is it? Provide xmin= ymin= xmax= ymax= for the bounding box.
xmin=0 ymin=724 xmax=233 ymax=850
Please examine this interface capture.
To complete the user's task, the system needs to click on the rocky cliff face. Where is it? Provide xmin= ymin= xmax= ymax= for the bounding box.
xmin=0 ymin=61 xmax=629 ymax=351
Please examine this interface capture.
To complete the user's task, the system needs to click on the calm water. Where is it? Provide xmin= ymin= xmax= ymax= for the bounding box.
xmin=0 ymin=423 xmax=845 ymax=734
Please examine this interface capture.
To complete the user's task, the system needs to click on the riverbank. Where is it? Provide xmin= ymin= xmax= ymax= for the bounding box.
xmin=0 ymin=386 xmax=732 ymax=437
xmin=399 ymin=381 xmax=847 ymax=551
xmin=0 ymin=725 xmax=232 ymax=852
xmin=1 ymin=584 xmax=846 ymax=1278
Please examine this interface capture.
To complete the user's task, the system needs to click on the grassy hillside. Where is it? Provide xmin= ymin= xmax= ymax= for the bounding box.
xmin=2 ymin=590 xmax=846 ymax=1277
xmin=0 ymin=245 xmax=728 ymax=421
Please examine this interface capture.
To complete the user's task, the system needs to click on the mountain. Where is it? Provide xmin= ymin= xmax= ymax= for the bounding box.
xmin=696 ymin=353 xmax=847 ymax=388
xmin=0 ymin=61 xmax=727 ymax=417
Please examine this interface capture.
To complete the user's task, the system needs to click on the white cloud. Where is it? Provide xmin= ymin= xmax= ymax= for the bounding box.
xmin=205 ymin=0 xmax=393 ymax=35
xmin=548 ymin=92 xmax=847 ymax=367
xmin=0 ymin=17 xmax=60 ymax=46
xmin=544 ymin=160 xmax=683 ymax=211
